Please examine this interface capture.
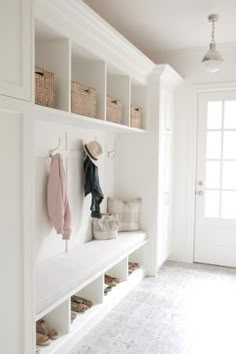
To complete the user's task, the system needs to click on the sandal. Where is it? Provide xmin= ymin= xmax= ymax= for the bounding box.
xmin=105 ymin=275 xmax=120 ymax=286
xmin=71 ymin=301 xmax=89 ymax=313
xmin=104 ymin=275 xmax=119 ymax=287
xmin=71 ymin=311 xmax=77 ymax=322
xmin=71 ymin=295 xmax=93 ymax=308
xmin=36 ymin=333 xmax=51 ymax=346
xmin=36 ymin=319 xmax=58 ymax=340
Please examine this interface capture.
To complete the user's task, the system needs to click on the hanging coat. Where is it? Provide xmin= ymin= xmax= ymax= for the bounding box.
xmin=47 ymin=153 xmax=72 ymax=239
xmin=84 ymin=155 xmax=104 ymax=218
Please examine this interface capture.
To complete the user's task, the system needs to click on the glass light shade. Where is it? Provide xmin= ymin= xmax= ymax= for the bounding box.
xmin=202 ymin=43 xmax=224 ymax=72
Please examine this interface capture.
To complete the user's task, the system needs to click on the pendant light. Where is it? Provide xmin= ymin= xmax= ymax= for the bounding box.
xmin=202 ymin=14 xmax=223 ymax=72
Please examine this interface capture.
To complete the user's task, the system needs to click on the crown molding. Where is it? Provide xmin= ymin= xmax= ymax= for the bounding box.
xmin=194 ymin=81 xmax=236 ymax=92
xmin=35 ymin=0 xmax=156 ymax=84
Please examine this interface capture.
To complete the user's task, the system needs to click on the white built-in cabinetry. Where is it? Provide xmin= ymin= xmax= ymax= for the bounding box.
xmin=0 ymin=0 xmax=32 ymax=100
xmin=0 ymin=1 xmax=183 ymax=353
xmin=0 ymin=1 xmax=34 ymax=354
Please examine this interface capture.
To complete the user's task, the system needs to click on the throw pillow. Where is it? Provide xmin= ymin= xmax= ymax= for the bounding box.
xmin=107 ymin=197 xmax=141 ymax=231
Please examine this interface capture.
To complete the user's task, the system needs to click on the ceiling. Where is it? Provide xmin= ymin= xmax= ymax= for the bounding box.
xmin=83 ymin=0 xmax=236 ymax=61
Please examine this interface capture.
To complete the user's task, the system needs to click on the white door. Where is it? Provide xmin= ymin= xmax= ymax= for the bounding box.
xmin=0 ymin=0 xmax=32 ymax=101
xmin=195 ymin=91 xmax=236 ymax=267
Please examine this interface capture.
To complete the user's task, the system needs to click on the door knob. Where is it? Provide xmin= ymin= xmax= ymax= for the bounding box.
xmin=197 ymin=190 xmax=204 ymax=196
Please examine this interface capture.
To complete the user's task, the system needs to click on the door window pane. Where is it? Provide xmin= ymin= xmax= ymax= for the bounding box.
xmin=205 ymin=190 xmax=220 ymax=218
xmin=206 ymin=161 xmax=220 ymax=188
xmin=207 ymin=101 xmax=222 ymax=129
xmin=223 ymin=132 xmax=236 ymax=159
xmin=206 ymin=132 xmax=221 ymax=159
xmin=222 ymin=162 xmax=236 ymax=189
xmin=221 ymin=191 xmax=236 ymax=219
xmin=224 ymin=101 xmax=236 ymax=129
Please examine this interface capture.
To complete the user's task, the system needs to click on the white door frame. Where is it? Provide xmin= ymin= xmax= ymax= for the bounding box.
xmin=190 ymin=83 xmax=236 ymax=264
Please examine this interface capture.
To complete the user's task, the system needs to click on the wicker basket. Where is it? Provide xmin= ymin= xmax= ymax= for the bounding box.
xmin=106 ymin=96 xmax=122 ymax=124
xmin=71 ymin=81 xmax=96 ymax=117
xmin=35 ymin=67 xmax=56 ymax=108
xmin=131 ymin=105 xmax=142 ymax=129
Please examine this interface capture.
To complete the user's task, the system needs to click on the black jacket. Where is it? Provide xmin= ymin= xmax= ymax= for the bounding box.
xmin=84 ymin=156 xmax=104 ymax=218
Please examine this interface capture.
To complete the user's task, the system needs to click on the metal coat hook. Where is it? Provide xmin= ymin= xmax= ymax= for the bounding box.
xmin=49 ymin=138 xmax=61 ymax=157
xmin=107 ymin=149 xmax=115 ymax=159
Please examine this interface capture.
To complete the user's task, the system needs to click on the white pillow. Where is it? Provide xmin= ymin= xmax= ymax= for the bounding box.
xmin=107 ymin=197 xmax=141 ymax=232
xmin=92 ymin=214 xmax=119 ymax=240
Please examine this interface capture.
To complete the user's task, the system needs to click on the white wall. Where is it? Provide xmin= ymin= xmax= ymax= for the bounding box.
xmin=156 ymin=45 xmax=236 ymax=262
xmin=157 ymin=45 xmax=236 ymax=85
xmin=35 ymin=119 xmax=115 ymax=263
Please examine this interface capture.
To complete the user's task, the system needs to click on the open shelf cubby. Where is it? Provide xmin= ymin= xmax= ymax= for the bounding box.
xmin=131 ymin=80 xmax=147 ymax=130
xmin=36 ymin=300 xmax=70 ymax=354
xmin=71 ymin=43 xmax=106 ymax=120
xmin=106 ymin=64 xmax=131 ymax=126
xmin=70 ymin=275 xmax=104 ymax=331
xmin=35 ymin=20 xmax=70 ymax=112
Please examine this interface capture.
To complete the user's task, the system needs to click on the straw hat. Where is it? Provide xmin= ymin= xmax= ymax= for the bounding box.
xmin=84 ymin=140 xmax=103 ymax=164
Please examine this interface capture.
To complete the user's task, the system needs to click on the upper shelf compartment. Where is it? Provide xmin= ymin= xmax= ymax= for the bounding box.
xmin=71 ymin=43 xmax=106 ymax=120
xmin=131 ymin=79 xmax=147 ymax=130
xmin=106 ymin=64 xmax=130 ymax=127
xmin=35 ymin=20 xmax=70 ymax=112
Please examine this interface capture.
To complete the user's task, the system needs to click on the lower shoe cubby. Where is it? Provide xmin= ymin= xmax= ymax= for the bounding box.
xmin=128 ymin=247 xmax=145 ymax=276
xmin=104 ymin=257 xmax=128 ymax=297
xmin=70 ymin=275 xmax=104 ymax=330
xmin=36 ymin=300 xmax=70 ymax=353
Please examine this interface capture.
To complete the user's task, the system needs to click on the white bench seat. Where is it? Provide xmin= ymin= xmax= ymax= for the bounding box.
xmin=36 ymin=231 xmax=147 ymax=315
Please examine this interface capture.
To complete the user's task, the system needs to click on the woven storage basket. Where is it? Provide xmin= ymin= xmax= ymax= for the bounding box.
xmin=106 ymin=96 xmax=122 ymax=124
xmin=71 ymin=81 xmax=96 ymax=117
xmin=131 ymin=105 xmax=142 ymax=129
xmin=35 ymin=67 xmax=56 ymax=108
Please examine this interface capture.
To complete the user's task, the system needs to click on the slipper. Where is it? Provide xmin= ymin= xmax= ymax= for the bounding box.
xmin=36 ymin=333 xmax=51 ymax=346
xmin=36 ymin=319 xmax=58 ymax=340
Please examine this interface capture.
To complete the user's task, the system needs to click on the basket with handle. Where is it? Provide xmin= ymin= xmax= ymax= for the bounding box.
xmin=106 ymin=96 xmax=122 ymax=124
xmin=131 ymin=105 xmax=142 ymax=129
xmin=35 ymin=67 xmax=56 ymax=108
xmin=71 ymin=81 xmax=96 ymax=117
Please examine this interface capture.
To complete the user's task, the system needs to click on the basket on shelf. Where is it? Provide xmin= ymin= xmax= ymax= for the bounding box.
xmin=131 ymin=105 xmax=142 ymax=129
xmin=35 ymin=67 xmax=56 ymax=108
xmin=106 ymin=96 xmax=122 ymax=124
xmin=71 ymin=81 xmax=96 ymax=118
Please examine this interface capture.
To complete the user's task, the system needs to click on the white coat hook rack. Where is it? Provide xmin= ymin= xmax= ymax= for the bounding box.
xmin=49 ymin=138 xmax=61 ymax=157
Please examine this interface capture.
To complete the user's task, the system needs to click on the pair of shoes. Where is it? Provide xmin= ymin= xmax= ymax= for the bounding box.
xmin=71 ymin=301 xmax=89 ymax=313
xmin=71 ymin=295 xmax=93 ymax=308
xmin=36 ymin=319 xmax=58 ymax=346
xmin=71 ymin=311 xmax=78 ymax=322
xmin=128 ymin=262 xmax=140 ymax=274
xmin=36 ymin=333 xmax=50 ymax=346
xmin=104 ymin=275 xmax=120 ymax=287
xmin=104 ymin=284 xmax=112 ymax=295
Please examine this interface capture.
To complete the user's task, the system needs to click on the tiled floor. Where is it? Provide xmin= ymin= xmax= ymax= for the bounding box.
xmin=70 ymin=261 xmax=236 ymax=354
